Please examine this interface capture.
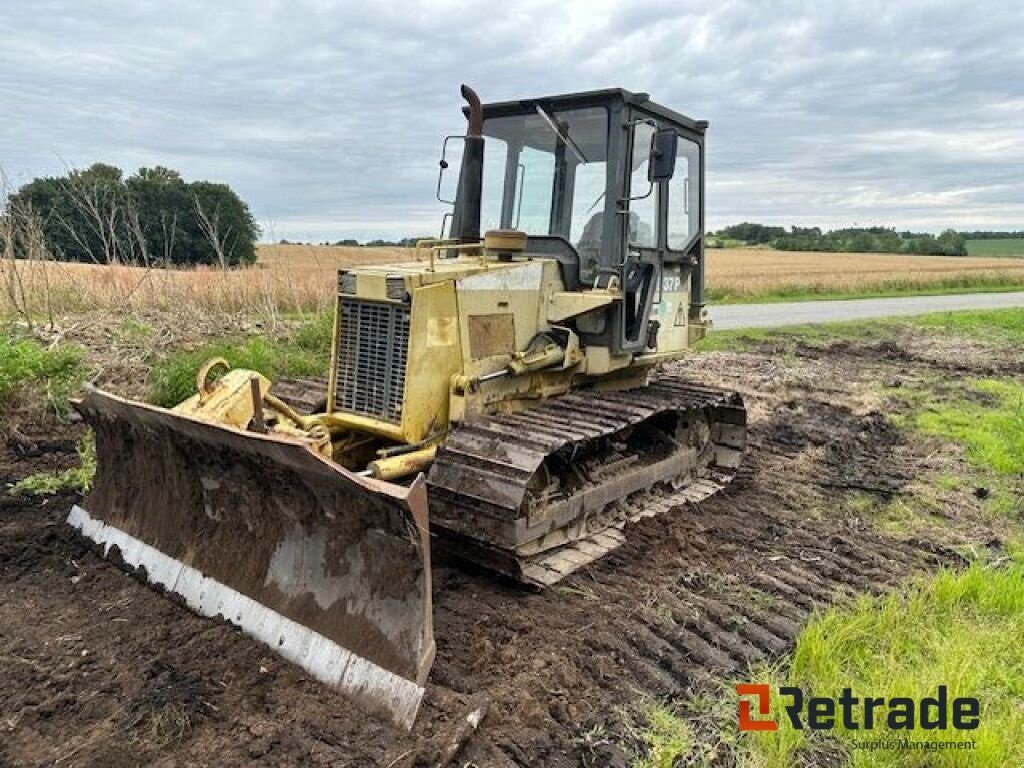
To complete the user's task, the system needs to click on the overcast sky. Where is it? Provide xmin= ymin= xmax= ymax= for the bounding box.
xmin=2 ymin=0 xmax=1022 ymax=241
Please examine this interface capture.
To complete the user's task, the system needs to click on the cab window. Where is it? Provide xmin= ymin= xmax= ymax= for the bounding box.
xmin=667 ymin=136 xmax=700 ymax=251
xmin=627 ymin=122 xmax=657 ymax=248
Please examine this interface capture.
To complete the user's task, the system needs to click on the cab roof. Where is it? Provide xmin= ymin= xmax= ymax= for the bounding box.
xmin=467 ymin=88 xmax=707 ymax=133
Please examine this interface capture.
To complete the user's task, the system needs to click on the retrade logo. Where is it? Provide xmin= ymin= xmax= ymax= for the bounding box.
xmin=736 ymin=684 xmax=778 ymax=731
xmin=736 ymin=684 xmax=980 ymax=733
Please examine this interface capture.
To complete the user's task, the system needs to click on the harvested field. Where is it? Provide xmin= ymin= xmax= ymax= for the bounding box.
xmin=704 ymin=247 xmax=1024 ymax=299
xmin=262 ymin=245 xmax=1024 ymax=301
xmin=1 ymin=314 xmax=1019 ymax=767
xmin=4 ymin=247 xmax=1024 ymax=322
xmin=256 ymin=242 xmax=411 ymax=268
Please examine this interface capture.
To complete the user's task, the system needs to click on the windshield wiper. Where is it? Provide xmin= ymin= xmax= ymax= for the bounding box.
xmin=584 ymin=190 xmax=605 ymax=215
xmin=535 ymin=105 xmax=588 ymax=164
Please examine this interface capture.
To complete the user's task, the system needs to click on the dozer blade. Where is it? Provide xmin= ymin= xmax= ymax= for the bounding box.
xmin=68 ymin=389 xmax=434 ymax=730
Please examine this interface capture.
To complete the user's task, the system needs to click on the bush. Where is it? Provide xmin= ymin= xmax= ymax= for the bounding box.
xmin=0 ymin=330 xmax=86 ymax=415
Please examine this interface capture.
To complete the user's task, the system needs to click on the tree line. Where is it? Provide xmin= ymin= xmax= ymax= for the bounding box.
xmin=3 ymin=164 xmax=259 ymax=267
xmin=711 ymin=223 xmax=969 ymax=256
xmin=957 ymin=230 xmax=1024 ymax=240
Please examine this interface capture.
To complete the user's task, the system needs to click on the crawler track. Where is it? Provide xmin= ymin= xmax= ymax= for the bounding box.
xmin=428 ymin=377 xmax=746 ymax=585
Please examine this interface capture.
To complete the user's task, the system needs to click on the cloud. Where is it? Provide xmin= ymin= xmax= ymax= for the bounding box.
xmin=2 ymin=0 xmax=1022 ymax=239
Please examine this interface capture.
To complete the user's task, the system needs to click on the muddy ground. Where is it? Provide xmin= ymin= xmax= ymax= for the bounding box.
xmin=0 ymin=326 xmax=1018 ymax=768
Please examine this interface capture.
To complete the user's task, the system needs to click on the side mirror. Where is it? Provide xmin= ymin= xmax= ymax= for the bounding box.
xmin=436 ymin=135 xmax=465 ymax=205
xmin=648 ymin=129 xmax=677 ymax=182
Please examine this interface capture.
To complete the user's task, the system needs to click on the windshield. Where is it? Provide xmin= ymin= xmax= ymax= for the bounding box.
xmin=477 ymin=107 xmax=609 ymax=250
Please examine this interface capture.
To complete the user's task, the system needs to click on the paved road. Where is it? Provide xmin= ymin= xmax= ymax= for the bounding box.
xmin=712 ymin=291 xmax=1024 ymax=331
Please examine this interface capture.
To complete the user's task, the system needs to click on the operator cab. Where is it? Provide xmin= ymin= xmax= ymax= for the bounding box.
xmin=442 ymin=88 xmax=707 ymax=353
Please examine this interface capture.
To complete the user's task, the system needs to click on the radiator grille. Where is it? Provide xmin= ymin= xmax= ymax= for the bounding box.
xmin=334 ymin=298 xmax=410 ymax=423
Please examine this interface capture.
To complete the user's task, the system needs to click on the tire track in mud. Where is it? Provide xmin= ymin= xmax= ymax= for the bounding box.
xmin=419 ymin=374 xmax=967 ymax=767
xmin=423 ymin=499 xmax=957 ymax=768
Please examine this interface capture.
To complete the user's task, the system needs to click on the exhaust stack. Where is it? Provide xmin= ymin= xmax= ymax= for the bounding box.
xmin=451 ymin=84 xmax=484 ymax=243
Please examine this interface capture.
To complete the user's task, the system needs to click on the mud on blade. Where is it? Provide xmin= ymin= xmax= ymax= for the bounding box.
xmin=70 ymin=389 xmax=434 ymax=730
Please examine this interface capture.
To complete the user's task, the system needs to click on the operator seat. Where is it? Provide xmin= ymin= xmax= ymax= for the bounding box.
xmin=575 ymin=211 xmax=652 ymax=282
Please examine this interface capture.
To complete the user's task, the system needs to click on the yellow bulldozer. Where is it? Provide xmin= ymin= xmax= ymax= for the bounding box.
xmin=69 ymin=86 xmax=747 ymax=729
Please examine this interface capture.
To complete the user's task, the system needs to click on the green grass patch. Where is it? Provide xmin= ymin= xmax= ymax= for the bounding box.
xmin=8 ymin=434 xmax=96 ymax=496
xmin=698 ymin=308 xmax=1024 ymax=355
xmin=291 ymin=310 xmax=334 ymax=358
xmin=965 ymin=238 xmax=1024 ymax=257
xmin=148 ymin=313 xmax=334 ymax=407
xmin=910 ymin=308 xmax=1024 ymax=344
xmin=887 ymin=370 xmax=1022 ymax=520
xmin=629 ymin=703 xmax=695 ymax=768
xmin=0 ymin=328 xmax=86 ymax=416
xmin=743 ymin=556 xmax=1024 ymax=767
xmin=694 ymin=327 xmax=777 ymax=352
xmin=113 ymin=317 xmax=157 ymax=347
xmin=696 ymin=318 xmax=895 ymax=353
xmin=913 ymin=379 xmax=1023 ymax=477
xmin=709 ymin=274 xmax=1024 ymax=305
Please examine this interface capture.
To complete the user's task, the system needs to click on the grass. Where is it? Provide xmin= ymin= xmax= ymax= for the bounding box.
xmin=914 ymin=379 xmax=1023 ymax=476
xmin=910 ymin=308 xmax=1024 ymax=344
xmin=290 ymin=310 xmax=334 ymax=358
xmin=629 ymin=703 xmax=696 ymax=768
xmin=8 ymin=434 xmax=96 ymax=496
xmin=965 ymin=238 xmax=1024 ymax=257
xmin=742 ymin=555 xmax=1024 ymax=767
xmin=0 ymin=244 xmax=402 ymax=324
xmin=695 ymin=318 xmax=894 ymax=353
xmin=698 ymin=307 xmax=1024 ymax=353
xmin=887 ymin=372 xmax=1023 ymax=520
xmin=0 ymin=328 xmax=86 ymax=416
xmin=113 ymin=317 xmax=157 ymax=347
xmin=147 ymin=312 xmax=333 ymax=407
